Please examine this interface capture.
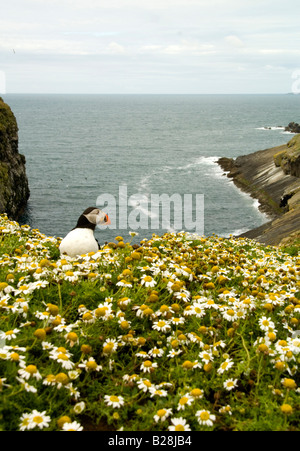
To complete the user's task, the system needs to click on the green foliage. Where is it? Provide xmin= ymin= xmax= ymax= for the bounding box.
xmin=0 ymin=215 xmax=299 ymax=431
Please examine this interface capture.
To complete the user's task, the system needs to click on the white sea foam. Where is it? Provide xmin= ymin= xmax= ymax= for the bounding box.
xmin=256 ymin=126 xmax=285 ymax=131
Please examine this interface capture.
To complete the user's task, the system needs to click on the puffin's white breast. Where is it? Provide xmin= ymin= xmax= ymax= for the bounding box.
xmin=59 ymin=228 xmax=99 ymax=257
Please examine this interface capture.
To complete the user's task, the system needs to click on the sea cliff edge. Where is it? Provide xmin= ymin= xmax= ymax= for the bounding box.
xmin=217 ymin=134 xmax=300 ymax=246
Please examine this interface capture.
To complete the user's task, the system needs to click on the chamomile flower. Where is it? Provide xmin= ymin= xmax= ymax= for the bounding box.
xmin=135 ymin=350 xmax=150 ymax=359
xmin=56 ymin=354 xmax=75 ymax=370
xmin=140 ymin=274 xmax=157 ymax=287
xmin=189 ymin=388 xmax=204 ymax=399
xmin=223 ymin=378 xmax=238 ymax=391
xmin=152 ymin=320 xmax=171 ymax=333
xmin=149 ymin=387 xmax=168 ymax=398
xmin=153 ymin=408 xmax=173 ymax=423
xmin=217 ymin=358 xmax=234 ymax=375
xmin=62 ymin=421 xmax=83 ymax=431
xmin=196 ymin=409 xmax=216 ymax=427
xmin=103 ymin=338 xmax=118 ymax=355
xmin=177 ymin=394 xmax=194 ymax=410
xmin=173 ymin=291 xmax=191 ymax=302
xmin=188 ymin=303 xmax=206 ymax=318
xmin=140 ymin=360 xmax=158 ymax=373
xmin=116 ymin=279 xmax=132 ymax=288
xmin=19 ymin=412 xmax=33 ymax=431
xmin=168 ymin=417 xmax=191 ymax=431
xmin=219 ymin=405 xmax=232 ymax=415
xmin=18 ymin=364 xmax=42 ymax=381
xmin=170 ymin=316 xmax=185 ymax=326
xmin=78 ymin=357 xmax=102 ymax=372
xmin=222 ymin=308 xmax=238 ymax=322
xmin=104 ymin=395 xmax=125 ymax=408
xmin=199 ymin=350 xmax=214 ymax=363
xmin=0 ymin=328 xmax=20 ymax=341
xmin=148 ymin=347 xmax=164 ymax=358
xmin=136 ymin=378 xmax=154 ymax=392
xmin=167 ymin=349 xmax=182 ymax=358
xmin=29 ymin=410 xmax=51 ymax=430
xmin=259 ymin=316 xmax=276 ymax=332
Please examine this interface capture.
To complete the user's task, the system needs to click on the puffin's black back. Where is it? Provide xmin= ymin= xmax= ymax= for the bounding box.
xmin=73 ymin=207 xmax=97 ymax=230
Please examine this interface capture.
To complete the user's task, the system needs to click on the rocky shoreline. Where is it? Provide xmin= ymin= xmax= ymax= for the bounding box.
xmin=217 ymin=135 xmax=300 ymax=246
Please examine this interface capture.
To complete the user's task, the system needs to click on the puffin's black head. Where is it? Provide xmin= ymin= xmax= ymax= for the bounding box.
xmin=74 ymin=207 xmax=111 ymax=230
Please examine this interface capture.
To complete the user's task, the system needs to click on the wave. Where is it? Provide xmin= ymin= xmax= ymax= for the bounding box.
xmin=256 ymin=126 xmax=297 ymax=135
xmin=256 ymin=126 xmax=285 ymax=131
xmin=136 ymin=156 xmax=223 ymax=193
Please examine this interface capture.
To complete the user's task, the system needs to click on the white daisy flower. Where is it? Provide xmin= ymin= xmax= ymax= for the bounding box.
xmin=168 ymin=417 xmax=191 ymax=431
xmin=104 ymin=394 xmax=124 ymax=408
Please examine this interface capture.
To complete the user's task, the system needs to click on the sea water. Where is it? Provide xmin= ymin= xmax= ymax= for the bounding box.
xmin=4 ymin=94 xmax=300 ymax=243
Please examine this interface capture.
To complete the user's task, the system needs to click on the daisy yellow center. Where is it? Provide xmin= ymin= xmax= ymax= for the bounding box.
xmin=26 ymin=365 xmax=37 ymax=374
xmin=278 ymin=340 xmax=287 ymax=346
xmin=144 ymin=276 xmax=153 ymax=282
xmin=55 ymin=373 xmax=69 ymax=385
xmin=103 ymin=344 xmax=114 ymax=354
xmin=282 ymin=378 xmax=297 ymax=389
xmin=179 ymin=397 xmax=188 ymax=405
xmin=200 ymin=411 xmax=210 ymax=421
xmin=182 ymin=360 xmax=194 ymax=369
xmin=33 ymin=416 xmax=44 ymax=424
xmin=67 ymin=332 xmax=78 ymax=342
xmin=157 ymin=409 xmax=167 ymax=417
xmin=175 ymin=425 xmax=185 ymax=431
xmin=10 ymin=352 xmax=20 ymax=361
xmin=157 ymin=321 xmax=166 ymax=327
xmin=95 ymin=307 xmax=108 ymax=317
xmin=86 ymin=361 xmax=97 ymax=370
xmin=57 ymin=353 xmax=69 ymax=361
xmin=190 ymin=388 xmax=202 ymax=397
xmin=227 ymin=309 xmax=235 ymax=316
xmin=143 ymin=360 xmax=152 ymax=367
xmin=19 ymin=285 xmax=29 ymax=291
xmin=110 ymin=396 xmax=120 ymax=403
xmin=82 ymin=312 xmax=93 ymax=321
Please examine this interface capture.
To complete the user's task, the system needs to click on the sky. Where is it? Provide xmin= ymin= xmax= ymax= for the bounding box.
xmin=1 ymin=0 xmax=300 ymax=94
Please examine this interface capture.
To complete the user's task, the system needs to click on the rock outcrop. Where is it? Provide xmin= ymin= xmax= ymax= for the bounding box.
xmin=0 ymin=97 xmax=29 ymax=218
xmin=285 ymin=122 xmax=300 ymax=134
xmin=217 ymin=135 xmax=300 ymax=246
xmin=273 ymin=134 xmax=300 ymax=178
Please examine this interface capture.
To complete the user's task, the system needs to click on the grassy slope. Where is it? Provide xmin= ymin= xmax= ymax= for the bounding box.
xmin=0 ymin=215 xmax=299 ymax=431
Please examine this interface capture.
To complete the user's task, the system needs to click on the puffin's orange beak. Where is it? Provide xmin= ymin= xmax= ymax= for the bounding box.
xmin=105 ymin=214 xmax=111 ymax=225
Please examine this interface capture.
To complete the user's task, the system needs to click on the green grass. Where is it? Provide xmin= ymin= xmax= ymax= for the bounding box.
xmin=0 ymin=215 xmax=299 ymax=431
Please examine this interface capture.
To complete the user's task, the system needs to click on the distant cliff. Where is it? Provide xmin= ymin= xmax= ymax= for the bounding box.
xmin=217 ymin=135 xmax=300 ymax=246
xmin=0 ymin=97 xmax=29 ymax=218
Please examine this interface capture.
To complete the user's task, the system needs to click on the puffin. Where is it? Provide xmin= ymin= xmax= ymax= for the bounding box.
xmin=59 ymin=207 xmax=111 ymax=257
